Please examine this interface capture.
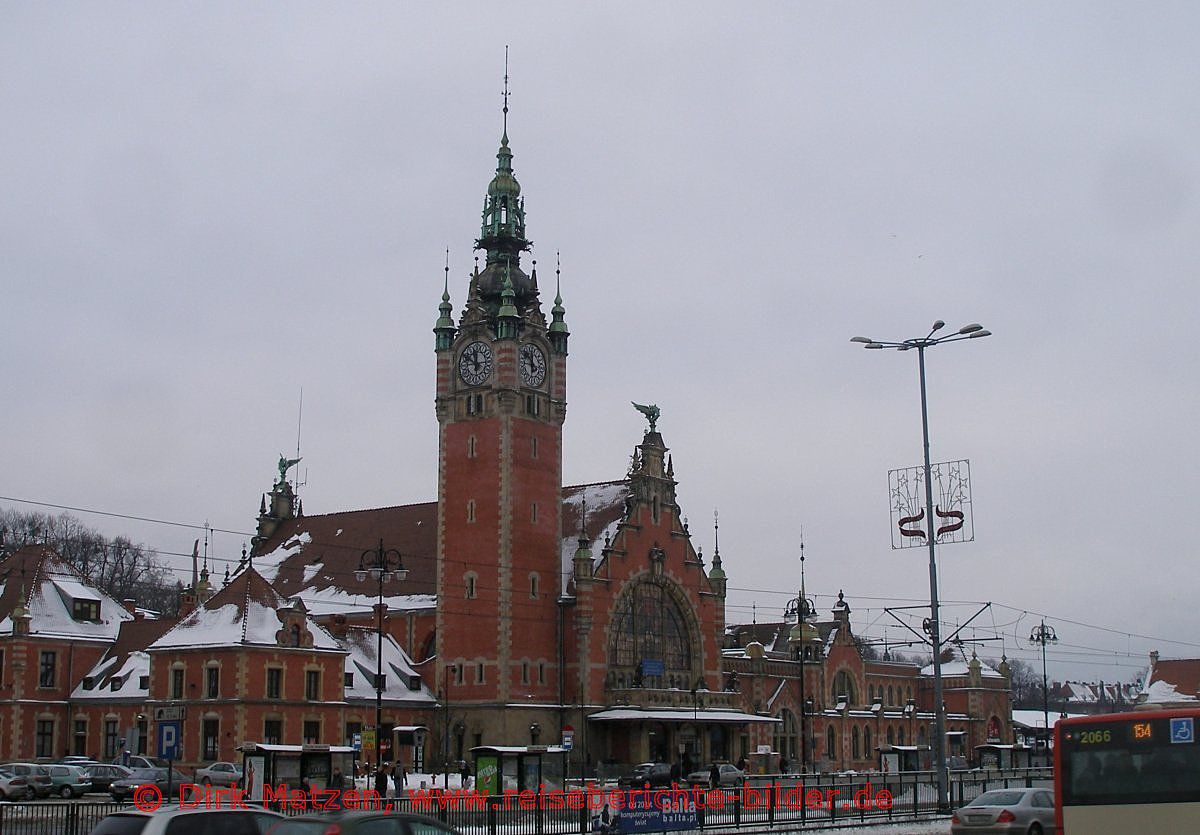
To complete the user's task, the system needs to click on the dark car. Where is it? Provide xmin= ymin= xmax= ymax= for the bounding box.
xmin=616 ymin=762 xmax=675 ymax=789
xmin=266 ymin=811 xmax=461 ymax=835
xmin=109 ymin=767 xmax=193 ymax=801
xmin=85 ymin=763 xmax=133 ymax=793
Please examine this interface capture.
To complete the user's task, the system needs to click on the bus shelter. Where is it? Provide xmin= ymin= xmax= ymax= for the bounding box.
xmin=238 ymin=742 xmax=357 ymax=801
xmin=976 ymin=743 xmax=1033 ymax=770
xmin=471 ymin=745 xmax=567 ymax=795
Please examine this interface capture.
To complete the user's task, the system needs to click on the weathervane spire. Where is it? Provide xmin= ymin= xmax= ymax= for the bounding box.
xmin=502 ymin=45 xmax=510 ymax=144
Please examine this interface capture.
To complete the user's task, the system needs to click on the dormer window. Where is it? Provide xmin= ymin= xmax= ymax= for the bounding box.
xmin=72 ymin=598 xmax=100 ymax=622
xmin=110 ymin=677 xmax=123 ymax=692
xmin=82 ymin=677 xmax=95 ymax=691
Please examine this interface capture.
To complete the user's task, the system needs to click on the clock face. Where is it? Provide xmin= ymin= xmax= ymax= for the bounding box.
xmin=519 ymin=344 xmax=547 ymax=388
xmin=458 ymin=341 xmax=493 ymax=387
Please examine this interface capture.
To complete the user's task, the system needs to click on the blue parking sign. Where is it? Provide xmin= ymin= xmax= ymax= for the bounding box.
xmin=158 ymin=721 xmax=182 ymax=759
xmin=1170 ymin=717 xmax=1194 ymax=744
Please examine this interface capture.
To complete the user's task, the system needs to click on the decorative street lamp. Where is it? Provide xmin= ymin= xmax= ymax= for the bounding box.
xmin=356 ymin=538 xmax=408 ymax=770
xmin=1029 ymin=620 xmax=1058 ymax=760
xmin=851 ymin=320 xmax=991 ymax=811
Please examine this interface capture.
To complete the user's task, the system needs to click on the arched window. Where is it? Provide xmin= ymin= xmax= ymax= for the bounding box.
xmin=906 ymin=686 xmax=913 ymax=703
xmin=864 ymin=726 xmax=872 ymax=757
xmin=607 ymin=578 xmax=693 ymax=686
xmin=852 ymin=726 xmax=860 ymax=759
xmin=898 ymin=727 xmax=905 ymax=745
xmin=833 ymin=670 xmax=857 ymax=705
xmin=887 ymin=685 xmax=894 ymax=705
xmin=290 ymin=625 xmax=301 ymax=647
xmin=886 ymin=727 xmax=894 ymax=745
xmin=826 ymin=726 xmax=837 ymax=759
xmin=774 ymin=709 xmax=798 ymax=761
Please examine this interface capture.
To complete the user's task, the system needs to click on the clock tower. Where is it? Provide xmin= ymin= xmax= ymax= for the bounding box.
xmin=433 ymin=96 xmax=569 ymax=733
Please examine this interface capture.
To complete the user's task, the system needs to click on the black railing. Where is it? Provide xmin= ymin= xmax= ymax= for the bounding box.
xmin=0 ymin=769 xmax=1053 ymax=835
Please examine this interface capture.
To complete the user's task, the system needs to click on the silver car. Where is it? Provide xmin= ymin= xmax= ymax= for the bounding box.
xmin=196 ymin=761 xmax=243 ymax=787
xmin=951 ymin=787 xmax=1056 ymax=834
xmin=87 ymin=807 xmax=283 ymax=835
xmin=0 ymin=767 xmax=34 ymax=801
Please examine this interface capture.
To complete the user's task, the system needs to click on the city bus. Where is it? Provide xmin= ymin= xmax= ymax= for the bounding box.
xmin=1055 ymin=707 xmax=1200 ymax=832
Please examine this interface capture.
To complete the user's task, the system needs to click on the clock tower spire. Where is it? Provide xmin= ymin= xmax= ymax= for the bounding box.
xmin=434 ymin=61 xmax=567 ymax=740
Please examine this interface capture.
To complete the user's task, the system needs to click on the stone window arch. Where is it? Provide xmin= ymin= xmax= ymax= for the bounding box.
xmin=832 ymin=669 xmax=857 ymax=705
xmin=464 ymin=572 xmax=477 ymax=600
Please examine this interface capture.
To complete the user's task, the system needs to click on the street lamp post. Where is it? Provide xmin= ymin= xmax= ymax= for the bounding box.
xmin=1029 ymin=621 xmax=1058 ymax=762
xmin=356 ymin=539 xmax=408 ymax=771
xmin=851 ymin=320 xmax=991 ymax=811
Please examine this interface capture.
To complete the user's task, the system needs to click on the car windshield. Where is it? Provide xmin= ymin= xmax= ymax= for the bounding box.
xmin=87 ymin=814 xmax=149 ymax=835
xmin=969 ymin=790 xmax=1027 ymax=807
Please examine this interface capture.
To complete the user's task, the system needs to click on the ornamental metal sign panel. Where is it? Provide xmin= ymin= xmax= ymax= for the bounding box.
xmin=888 ymin=459 xmax=973 ymax=549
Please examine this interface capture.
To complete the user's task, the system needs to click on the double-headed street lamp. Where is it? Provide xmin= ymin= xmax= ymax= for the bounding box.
xmin=356 ymin=539 xmax=408 ymax=769
xmin=1029 ymin=620 xmax=1059 ymax=758
xmin=852 ymin=320 xmax=991 ymax=812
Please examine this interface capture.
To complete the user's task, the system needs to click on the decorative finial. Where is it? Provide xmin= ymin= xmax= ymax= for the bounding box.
xmin=277 ymin=454 xmax=302 ymax=486
xmin=502 ymin=45 xmax=510 ymax=144
xmin=752 ymin=601 xmax=757 ymax=625
xmin=713 ymin=508 xmax=720 ymax=557
xmin=579 ymin=496 xmax=588 ymax=540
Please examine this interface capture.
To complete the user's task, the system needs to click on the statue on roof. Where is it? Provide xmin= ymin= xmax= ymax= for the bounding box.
xmin=631 ymin=402 xmax=660 ymax=433
xmin=277 ymin=455 xmax=302 ymax=485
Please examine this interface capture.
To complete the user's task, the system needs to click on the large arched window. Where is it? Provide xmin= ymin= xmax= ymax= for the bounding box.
xmin=608 ymin=577 xmax=693 ymax=687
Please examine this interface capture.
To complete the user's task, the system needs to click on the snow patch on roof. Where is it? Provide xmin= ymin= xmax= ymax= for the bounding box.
xmin=560 ymin=482 xmax=628 ymax=595
xmin=1144 ymin=679 xmax=1197 ymax=703
xmin=920 ymin=660 xmax=1004 ymax=679
xmin=256 ymin=532 xmax=313 ymax=585
xmin=340 ymin=629 xmax=436 ymax=704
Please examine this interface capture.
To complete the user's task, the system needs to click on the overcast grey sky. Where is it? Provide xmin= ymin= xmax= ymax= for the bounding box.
xmin=3 ymin=2 xmax=1198 ymax=684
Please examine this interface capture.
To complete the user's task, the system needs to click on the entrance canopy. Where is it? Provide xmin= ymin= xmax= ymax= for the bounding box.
xmin=587 ymin=708 xmax=780 ymax=724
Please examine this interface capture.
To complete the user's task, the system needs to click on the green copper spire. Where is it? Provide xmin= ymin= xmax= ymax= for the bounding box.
xmin=476 ymin=52 xmax=529 ymax=270
xmin=548 ymin=253 xmax=569 ymax=354
xmin=496 ymin=266 xmax=519 ymax=338
xmin=434 ymin=250 xmax=456 ymax=351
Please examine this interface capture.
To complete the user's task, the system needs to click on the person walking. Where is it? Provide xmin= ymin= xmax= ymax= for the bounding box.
xmin=459 ymin=759 xmax=471 ymax=790
xmin=394 ymin=762 xmax=406 ymax=798
xmin=708 ymin=762 xmax=720 ymax=790
xmin=374 ymin=762 xmax=391 ymax=802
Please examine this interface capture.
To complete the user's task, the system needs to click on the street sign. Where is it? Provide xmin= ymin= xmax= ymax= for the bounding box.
xmin=562 ymin=731 xmax=574 ymax=751
xmin=158 ymin=721 xmax=182 ymax=760
xmin=155 ymin=706 xmax=185 ymax=721
xmin=352 ymin=733 xmax=362 ymax=751
xmin=1171 ymin=717 xmax=1194 ymax=744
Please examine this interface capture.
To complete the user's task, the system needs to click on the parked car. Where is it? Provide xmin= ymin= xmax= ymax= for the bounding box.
xmin=84 ymin=763 xmax=134 ymax=793
xmin=0 ymin=767 xmax=33 ymax=801
xmin=47 ymin=764 xmax=93 ymax=798
xmin=950 ymin=788 xmax=1056 ymax=834
xmin=109 ymin=768 xmax=193 ymax=801
xmin=60 ymin=756 xmax=99 ymax=765
xmin=87 ymin=807 xmax=284 ymax=835
xmin=196 ymin=761 xmax=243 ymax=786
xmin=685 ymin=763 xmax=745 ymax=788
xmin=616 ymin=762 xmax=676 ymax=789
xmin=264 ymin=810 xmax=461 ymax=835
xmin=3 ymin=763 xmax=53 ymax=798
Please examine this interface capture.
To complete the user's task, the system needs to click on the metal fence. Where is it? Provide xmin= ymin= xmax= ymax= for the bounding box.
xmin=0 ymin=769 xmax=1052 ymax=835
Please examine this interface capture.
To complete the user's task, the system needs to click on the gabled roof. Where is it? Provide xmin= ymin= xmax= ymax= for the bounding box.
xmin=149 ymin=566 xmax=340 ymax=651
xmin=0 ymin=544 xmax=134 ymax=640
xmin=73 ymin=616 xmax=179 ymax=700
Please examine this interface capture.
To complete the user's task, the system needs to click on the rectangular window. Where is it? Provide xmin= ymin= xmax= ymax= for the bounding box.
xmin=206 ymin=666 xmax=219 ymax=699
xmin=202 ymin=719 xmax=219 ymax=760
xmin=267 ymin=667 xmax=282 ymax=699
xmin=72 ymin=598 xmax=100 ymax=621
xmin=305 ymin=670 xmax=321 ymax=701
xmin=74 ymin=719 xmax=88 ymax=756
xmin=264 ymin=719 xmax=282 ymax=745
xmin=171 ymin=668 xmax=184 ymax=699
xmin=39 ymin=651 xmax=56 ymax=688
xmin=344 ymin=672 xmax=354 ymax=689
xmin=476 ymin=662 xmax=485 ymax=685
xmin=139 ymin=675 xmax=149 ymax=689
xmin=531 ymin=436 xmax=538 ymax=459
xmin=345 ymin=721 xmax=362 ymax=748
xmin=104 ymin=719 xmax=119 ymax=759
xmin=36 ymin=719 xmax=55 ymax=758
xmin=303 ymin=720 xmax=320 ymax=745
xmin=137 ymin=718 xmax=147 ymax=755
xmin=454 ymin=665 xmax=464 ymax=686
xmin=538 ymin=663 xmax=546 ymax=685
xmin=521 ymin=662 xmax=529 ymax=685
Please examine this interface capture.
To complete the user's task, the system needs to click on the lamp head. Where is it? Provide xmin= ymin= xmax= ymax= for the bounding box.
xmin=850 ymin=336 xmax=873 ymax=344
xmin=958 ymin=323 xmax=983 ymax=334
xmin=931 ymin=320 xmax=945 ymax=332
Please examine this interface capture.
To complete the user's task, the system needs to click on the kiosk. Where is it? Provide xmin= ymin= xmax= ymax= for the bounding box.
xmin=471 ymin=745 xmax=567 ymax=795
xmin=238 ymin=742 xmax=357 ymax=801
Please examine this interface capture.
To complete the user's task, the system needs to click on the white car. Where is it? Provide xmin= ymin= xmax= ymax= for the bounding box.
xmin=195 ymin=761 xmax=243 ymax=787
xmin=87 ymin=807 xmax=284 ymax=835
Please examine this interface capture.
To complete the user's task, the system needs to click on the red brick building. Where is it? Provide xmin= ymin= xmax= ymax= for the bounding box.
xmin=0 ymin=102 xmax=1012 ymax=773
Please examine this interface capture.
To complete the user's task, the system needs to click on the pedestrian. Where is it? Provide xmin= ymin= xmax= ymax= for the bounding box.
xmin=394 ymin=762 xmax=406 ymax=798
xmin=460 ymin=759 xmax=471 ymax=789
xmin=374 ymin=762 xmax=390 ymax=801
xmin=596 ymin=802 xmax=617 ymax=835
xmin=331 ymin=767 xmax=345 ymax=790
xmin=708 ymin=762 xmax=720 ymax=790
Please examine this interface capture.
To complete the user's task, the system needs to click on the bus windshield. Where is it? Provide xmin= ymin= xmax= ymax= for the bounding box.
xmin=1060 ymin=715 xmax=1200 ymax=806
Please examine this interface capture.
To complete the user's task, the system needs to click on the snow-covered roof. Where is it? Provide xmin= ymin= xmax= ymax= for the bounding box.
xmin=1010 ymin=709 xmax=1086 ymax=729
xmin=1143 ymin=679 xmax=1198 ymax=704
xmin=0 ymin=545 xmax=134 ymax=641
xmin=921 ymin=659 xmax=1004 ymax=679
xmin=339 ymin=627 xmax=436 ymax=705
xmin=560 ymin=481 xmax=629 ymax=596
xmin=150 ymin=567 xmax=340 ymax=651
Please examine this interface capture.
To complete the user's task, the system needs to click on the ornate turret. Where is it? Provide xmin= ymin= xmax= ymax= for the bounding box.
xmin=434 ymin=255 xmax=456 ymax=351
xmin=708 ymin=509 xmax=727 ymax=598
xmin=572 ymin=504 xmax=594 ymax=585
xmin=547 ymin=256 xmax=569 ymax=355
